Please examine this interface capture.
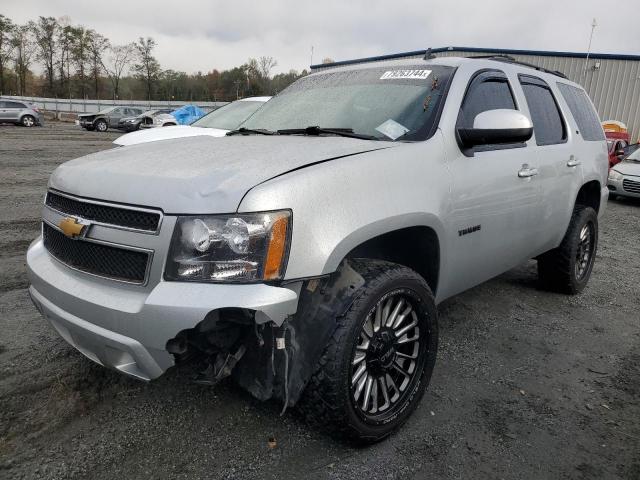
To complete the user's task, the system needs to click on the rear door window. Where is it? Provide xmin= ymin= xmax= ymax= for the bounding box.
xmin=556 ymin=83 xmax=604 ymax=141
xmin=519 ymin=75 xmax=566 ymax=146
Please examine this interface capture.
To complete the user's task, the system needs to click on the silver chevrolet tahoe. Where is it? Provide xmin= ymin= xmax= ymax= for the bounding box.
xmin=27 ymin=56 xmax=608 ymax=442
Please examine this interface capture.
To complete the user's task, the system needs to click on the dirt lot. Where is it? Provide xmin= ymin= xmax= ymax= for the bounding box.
xmin=0 ymin=122 xmax=638 ymax=480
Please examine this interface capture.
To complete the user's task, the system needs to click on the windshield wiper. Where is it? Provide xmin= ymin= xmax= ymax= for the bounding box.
xmin=226 ymin=127 xmax=276 ymax=136
xmin=277 ymin=126 xmax=379 ymax=140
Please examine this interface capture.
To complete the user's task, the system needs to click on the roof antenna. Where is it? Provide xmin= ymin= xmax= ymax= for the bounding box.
xmin=423 ymin=48 xmax=436 ymax=60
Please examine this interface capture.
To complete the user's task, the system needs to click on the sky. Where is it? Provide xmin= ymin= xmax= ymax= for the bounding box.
xmin=2 ymin=0 xmax=639 ymax=75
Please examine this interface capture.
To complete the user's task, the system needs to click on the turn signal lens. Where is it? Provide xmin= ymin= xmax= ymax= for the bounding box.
xmin=263 ymin=216 xmax=289 ymax=280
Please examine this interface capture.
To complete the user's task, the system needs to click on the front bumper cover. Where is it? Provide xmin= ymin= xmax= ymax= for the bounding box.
xmin=27 ymin=238 xmax=300 ymax=381
xmin=608 ymin=175 xmax=640 ymax=199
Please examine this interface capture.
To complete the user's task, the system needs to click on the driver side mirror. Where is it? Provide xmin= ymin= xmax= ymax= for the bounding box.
xmin=458 ymin=109 xmax=533 ymax=148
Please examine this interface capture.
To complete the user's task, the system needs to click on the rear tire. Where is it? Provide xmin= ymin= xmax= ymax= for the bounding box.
xmin=21 ymin=115 xmax=35 ymax=127
xmin=299 ymin=259 xmax=438 ymax=443
xmin=95 ymin=119 xmax=108 ymax=132
xmin=538 ymin=206 xmax=598 ymax=294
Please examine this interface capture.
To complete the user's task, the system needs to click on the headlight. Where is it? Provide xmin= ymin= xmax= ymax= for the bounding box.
xmin=165 ymin=210 xmax=291 ymax=283
xmin=608 ymin=169 xmax=623 ymax=181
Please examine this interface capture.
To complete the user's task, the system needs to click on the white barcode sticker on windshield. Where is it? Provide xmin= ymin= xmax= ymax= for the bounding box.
xmin=380 ymin=69 xmax=431 ymax=80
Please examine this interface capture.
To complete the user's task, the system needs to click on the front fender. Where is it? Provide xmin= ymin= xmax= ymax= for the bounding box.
xmin=237 ymin=137 xmax=448 ymax=281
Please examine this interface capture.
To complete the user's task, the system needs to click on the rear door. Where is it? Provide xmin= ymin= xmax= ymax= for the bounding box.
xmin=444 ymin=69 xmax=544 ymax=294
xmin=516 ymin=74 xmax=577 ymax=251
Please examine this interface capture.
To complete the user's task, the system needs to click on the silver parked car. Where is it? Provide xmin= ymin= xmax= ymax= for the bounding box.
xmin=0 ymin=99 xmax=44 ymax=127
xmin=77 ymin=106 xmax=145 ymax=132
xmin=608 ymin=146 xmax=640 ymax=199
xmin=27 ymin=56 xmax=608 ymax=442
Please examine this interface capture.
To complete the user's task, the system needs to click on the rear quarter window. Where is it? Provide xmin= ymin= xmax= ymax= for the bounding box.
xmin=557 ymin=83 xmax=604 ymax=141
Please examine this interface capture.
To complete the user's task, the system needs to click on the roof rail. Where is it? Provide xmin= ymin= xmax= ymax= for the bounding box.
xmin=469 ymin=54 xmax=568 ymax=79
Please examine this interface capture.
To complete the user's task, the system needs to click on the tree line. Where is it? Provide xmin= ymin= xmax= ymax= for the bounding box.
xmin=0 ymin=14 xmax=308 ymax=102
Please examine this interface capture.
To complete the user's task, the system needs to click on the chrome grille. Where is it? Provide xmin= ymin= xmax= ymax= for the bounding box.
xmin=622 ymin=178 xmax=640 ymax=194
xmin=46 ymin=191 xmax=161 ymax=233
xmin=42 ymin=223 xmax=150 ymax=284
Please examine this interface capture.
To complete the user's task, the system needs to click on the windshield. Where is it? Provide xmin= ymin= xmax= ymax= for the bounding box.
xmin=241 ymin=65 xmax=454 ymax=141
xmin=97 ymin=106 xmax=118 ymax=115
xmin=192 ymin=100 xmax=265 ymax=130
xmin=625 ymin=146 xmax=640 ymax=162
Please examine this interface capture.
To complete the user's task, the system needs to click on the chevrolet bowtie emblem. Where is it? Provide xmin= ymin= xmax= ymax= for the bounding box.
xmin=59 ymin=217 xmax=86 ymax=238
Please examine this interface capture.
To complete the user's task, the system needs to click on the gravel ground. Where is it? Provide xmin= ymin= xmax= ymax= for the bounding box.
xmin=0 ymin=123 xmax=639 ymax=480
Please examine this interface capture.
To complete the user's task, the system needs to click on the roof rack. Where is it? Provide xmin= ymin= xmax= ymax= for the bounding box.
xmin=469 ymin=54 xmax=568 ymax=79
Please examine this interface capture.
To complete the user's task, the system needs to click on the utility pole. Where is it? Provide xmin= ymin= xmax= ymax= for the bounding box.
xmin=310 ymin=46 xmax=314 ymax=66
xmin=581 ymin=18 xmax=597 ymax=84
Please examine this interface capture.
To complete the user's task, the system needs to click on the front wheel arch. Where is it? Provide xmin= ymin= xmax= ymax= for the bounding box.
xmin=324 ymin=217 xmax=443 ymax=297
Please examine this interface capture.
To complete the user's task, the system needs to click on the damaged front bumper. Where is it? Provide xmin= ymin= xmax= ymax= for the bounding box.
xmin=26 ymin=237 xmax=300 ymax=381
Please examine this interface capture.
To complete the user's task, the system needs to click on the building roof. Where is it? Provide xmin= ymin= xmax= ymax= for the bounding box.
xmin=311 ymin=46 xmax=640 ymax=70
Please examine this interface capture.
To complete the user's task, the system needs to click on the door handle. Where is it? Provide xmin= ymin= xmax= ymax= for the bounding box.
xmin=518 ymin=165 xmax=539 ymax=178
xmin=567 ymin=156 xmax=581 ymax=167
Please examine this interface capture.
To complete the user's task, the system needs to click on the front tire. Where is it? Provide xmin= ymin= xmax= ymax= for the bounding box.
xmin=538 ymin=206 xmax=598 ymax=294
xmin=21 ymin=115 xmax=35 ymax=127
xmin=299 ymin=259 xmax=438 ymax=442
xmin=95 ymin=119 xmax=108 ymax=132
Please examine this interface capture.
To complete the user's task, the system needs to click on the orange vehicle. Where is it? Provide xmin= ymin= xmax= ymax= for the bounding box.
xmin=602 ymin=120 xmax=631 ymax=168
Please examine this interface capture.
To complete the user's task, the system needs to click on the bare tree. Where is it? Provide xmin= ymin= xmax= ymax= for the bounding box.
xmin=133 ymin=37 xmax=161 ymax=101
xmin=258 ymin=56 xmax=277 ymax=79
xmin=0 ymin=14 xmax=14 ymax=95
xmin=70 ymin=25 xmax=91 ymax=98
xmin=87 ymin=31 xmax=108 ymax=98
xmin=56 ymin=18 xmax=74 ymax=95
xmin=101 ymin=43 xmax=134 ymax=99
xmin=34 ymin=16 xmax=58 ymax=95
xmin=12 ymin=22 xmax=37 ymax=95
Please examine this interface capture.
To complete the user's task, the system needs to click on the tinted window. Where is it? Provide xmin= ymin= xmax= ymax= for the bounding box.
xmin=5 ymin=101 xmax=25 ymax=109
xmin=459 ymin=74 xmax=516 ymax=129
xmin=519 ymin=76 xmax=566 ymax=146
xmin=557 ymin=83 xmax=604 ymax=141
xmin=458 ymin=70 xmax=519 ymax=152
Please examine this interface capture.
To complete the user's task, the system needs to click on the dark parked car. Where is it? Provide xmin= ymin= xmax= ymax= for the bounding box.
xmin=118 ymin=109 xmax=174 ymax=132
xmin=0 ymin=99 xmax=44 ymax=127
xmin=77 ymin=106 xmax=145 ymax=132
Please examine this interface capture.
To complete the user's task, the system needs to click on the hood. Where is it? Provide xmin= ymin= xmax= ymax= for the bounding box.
xmin=50 ymin=135 xmax=395 ymax=213
xmin=614 ymin=161 xmax=640 ymax=176
xmin=113 ymin=125 xmax=227 ymax=146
